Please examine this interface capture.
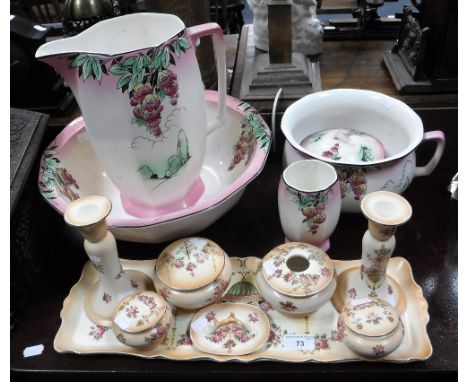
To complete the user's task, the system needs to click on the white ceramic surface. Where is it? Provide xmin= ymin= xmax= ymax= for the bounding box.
xmin=278 ymin=160 xmax=341 ymax=251
xmin=53 ymin=257 xmax=432 ymax=362
xmin=112 ymin=291 xmax=173 ymax=348
xmin=300 ymin=128 xmax=386 ymax=163
xmin=339 ymin=298 xmax=404 ymax=358
xmin=281 ymin=89 xmax=445 ymax=212
xmin=63 ymin=195 xmax=154 ymax=327
xmin=153 ymin=237 xmax=232 ymax=310
xmin=37 ymin=14 xmax=227 ymax=216
xmin=256 ymin=242 xmax=336 ymax=315
xmin=190 ymin=303 xmax=270 ymax=356
xmin=38 ymin=91 xmax=271 ymax=243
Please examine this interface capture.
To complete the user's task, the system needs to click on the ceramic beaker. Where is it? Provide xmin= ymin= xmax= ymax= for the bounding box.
xmin=36 ymin=13 xmax=226 ymax=217
xmin=278 ymin=159 xmax=341 ymax=251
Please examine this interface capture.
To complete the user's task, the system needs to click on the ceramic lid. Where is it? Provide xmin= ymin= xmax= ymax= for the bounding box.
xmin=190 ymin=303 xmax=270 ymax=356
xmin=113 ymin=291 xmax=166 ymax=333
xmin=262 ymin=242 xmax=334 ymax=297
xmin=156 ymin=237 xmax=226 ymax=291
xmin=300 ymin=128 xmax=386 ymax=163
xmin=341 ymin=297 xmax=399 ymax=337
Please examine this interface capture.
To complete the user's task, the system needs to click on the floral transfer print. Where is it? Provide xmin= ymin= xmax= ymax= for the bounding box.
xmin=115 ymin=293 xmax=162 ymax=328
xmin=204 ymin=312 xmax=256 ymax=353
xmin=322 ymin=143 xmax=342 ymax=160
xmin=286 ymin=186 xmax=330 ymax=235
xmin=144 ymin=322 xmax=171 ymax=344
xmin=228 ymin=102 xmax=271 ymax=170
xmin=136 ymin=129 xmax=191 ymax=186
xmin=177 ymin=333 xmax=193 ymax=346
xmin=266 ymin=323 xmax=288 ymax=348
xmin=347 ymin=287 xmax=357 ymax=299
xmin=337 ymin=167 xmax=367 ymax=201
xmin=342 ymin=300 xmax=396 ymax=332
xmin=102 ymin=293 xmax=112 ymax=303
xmin=89 ymin=325 xmax=108 ymax=340
xmin=265 ymin=244 xmax=332 ymax=295
xmin=279 ymin=301 xmax=298 ymax=312
xmin=360 ymin=244 xmax=392 ymax=288
xmin=211 ymin=279 xmax=229 ymax=303
xmin=159 ymin=240 xmax=216 ymax=277
xmin=69 ymin=31 xmax=190 ymax=138
xmin=39 ymin=145 xmax=80 ymax=201
xmin=372 ymin=344 xmax=386 ymax=357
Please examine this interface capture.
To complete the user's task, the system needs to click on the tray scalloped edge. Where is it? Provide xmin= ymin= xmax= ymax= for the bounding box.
xmin=54 ymin=256 xmax=432 ymax=363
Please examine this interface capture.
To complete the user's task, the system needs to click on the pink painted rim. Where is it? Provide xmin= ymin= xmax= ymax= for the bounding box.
xmin=38 ymin=90 xmax=271 ymax=228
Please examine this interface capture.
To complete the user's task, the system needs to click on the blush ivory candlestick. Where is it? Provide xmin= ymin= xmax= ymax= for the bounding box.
xmin=64 ymin=195 xmax=154 ymax=327
xmin=332 ymin=191 xmax=412 ymax=315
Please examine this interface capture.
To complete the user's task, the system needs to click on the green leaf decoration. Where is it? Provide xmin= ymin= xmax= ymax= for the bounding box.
xmin=162 ymin=47 xmax=170 ymax=69
xmin=71 ymin=54 xmax=89 ymax=67
xmin=153 ymin=50 xmax=163 ymax=70
xmin=174 ymin=42 xmax=181 ymax=57
xmin=123 ymin=57 xmax=135 ymax=68
xmin=177 ymin=37 xmax=190 ymax=50
xmin=133 ymin=56 xmax=144 ymax=73
xmin=359 ymin=146 xmax=374 ymax=162
xmin=177 ymin=130 xmax=190 ymax=163
xmin=311 ymin=133 xmax=324 ymax=143
xmin=246 ymin=112 xmax=262 ymax=128
xmin=42 ymin=191 xmax=56 ymax=200
xmin=82 ymin=57 xmax=93 ymax=80
xmin=128 ymin=70 xmax=145 ymax=91
xmin=117 ymin=74 xmax=132 ymax=89
xmin=238 ymin=102 xmax=251 ymax=112
xmin=91 ymin=58 xmax=102 ymax=82
xmin=155 ymin=88 xmax=166 ymax=101
xmin=45 ymin=158 xmax=58 ymax=168
xmin=137 ymin=165 xmax=155 ymax=179
xmin=142 ymin=55 xmax=151 ymax=68
xmin=110 ymin=65 xmax=127 ymax=75
xmin=166 ymin=155 xmax=184 ymax=178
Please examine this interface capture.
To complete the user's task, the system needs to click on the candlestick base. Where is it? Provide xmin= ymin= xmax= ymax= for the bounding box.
xmin=331 ymin=266 xmax=407 ymax=316
xmin=84 ymin=269 xmax=155 ymax=327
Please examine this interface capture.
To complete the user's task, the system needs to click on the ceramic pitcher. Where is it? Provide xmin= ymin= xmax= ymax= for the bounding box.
xmin=36 ymin=13 xmax=226 ymax=217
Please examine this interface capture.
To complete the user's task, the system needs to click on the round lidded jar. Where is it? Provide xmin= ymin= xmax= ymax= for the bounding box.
xmin=300 ymin=128 xmax=386 ymax=163
xmin=112 ymin=291 xmax=173 ymax=348
xmin=338 ymin=297 xmax=404 ymax=358
xmin=256 ymin=242 xmax=336 ymax=315
xmin=153 ymin=237 xmax=232 ymax=310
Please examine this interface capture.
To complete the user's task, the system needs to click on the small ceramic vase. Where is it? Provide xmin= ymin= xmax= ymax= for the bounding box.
xmin=332 ymin=191 xmax=412 ymax=315
xmin=278 ymin=159 xmax=341 ymax=252
xmin=256 ymin=242 xmax=336 ymax=316
xmin=64 ymin=195 xmax=154 ymax=326
xmin=153 ymin=237 xmax=232 ymax=310
xmin=338 ymin=297 xmax=404 ymax=358
xmin=112 ymin=291 xmax=173 ymax=348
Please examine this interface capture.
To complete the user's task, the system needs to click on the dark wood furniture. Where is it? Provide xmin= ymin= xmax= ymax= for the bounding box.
xmin=11 ymin=27 xmax=457 ymax=381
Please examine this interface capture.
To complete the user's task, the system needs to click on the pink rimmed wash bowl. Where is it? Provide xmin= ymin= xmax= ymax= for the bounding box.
xmin=282 ymin=89 xmax=445 ymax=212
xmin=38 ymin=91 xmax=271 ymax=243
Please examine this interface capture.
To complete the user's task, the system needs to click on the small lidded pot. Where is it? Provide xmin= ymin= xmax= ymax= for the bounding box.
xmin=256 ymin=242 xmax=336 ymax=315
xmin=338 ymin=297 xmax=404 ymax=358
xmin=153 ymin=237 xmax=232 ymax=310
xmin=112 ymin=291 xmax=173 ymax=348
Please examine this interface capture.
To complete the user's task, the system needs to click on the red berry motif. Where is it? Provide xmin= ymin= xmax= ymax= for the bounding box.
xmin=288 ymin=187 xmax=329 ymax=235
xmin=336 ymin=168 xmax=367 ymax=200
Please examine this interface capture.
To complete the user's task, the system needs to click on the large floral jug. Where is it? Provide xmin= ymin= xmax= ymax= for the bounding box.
xmin=36 ymin=13 xmax=226 ymax=217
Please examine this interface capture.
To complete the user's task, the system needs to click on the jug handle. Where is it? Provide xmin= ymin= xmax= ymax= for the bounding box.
xmin=186 ymin=23 xmax=226 ymax=135
xmin=414 ymin=131 xmax=446 ymax=177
